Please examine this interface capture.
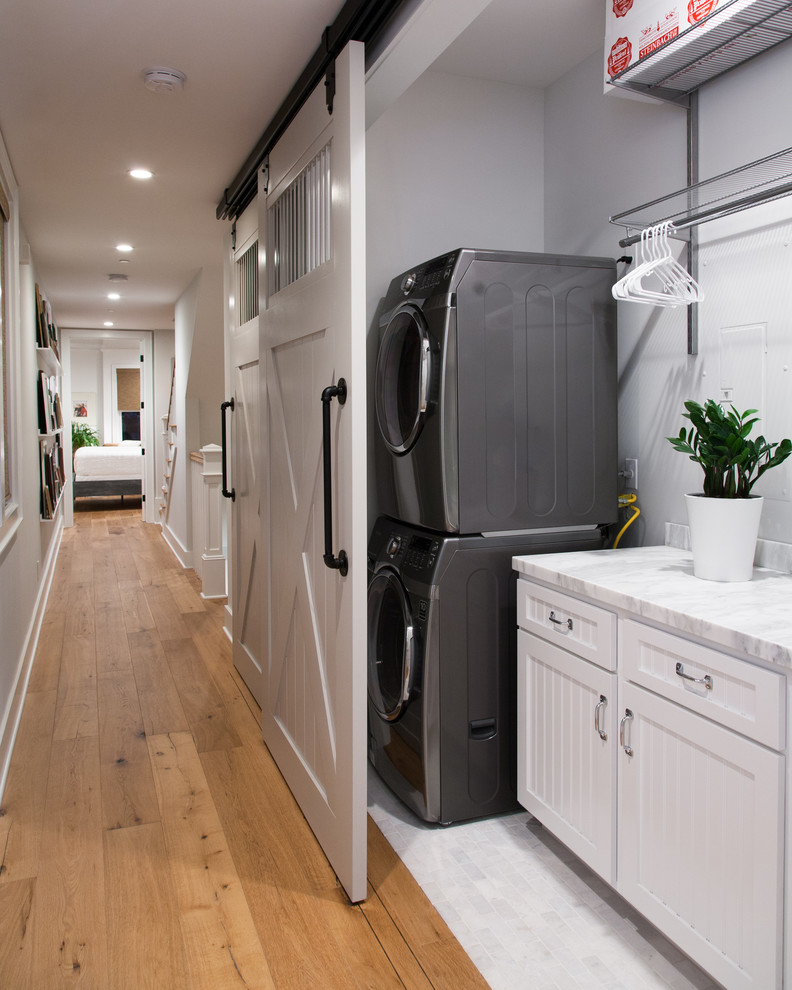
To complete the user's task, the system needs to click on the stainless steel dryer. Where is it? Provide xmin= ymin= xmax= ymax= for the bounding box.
xmin=366 ymin=515 xmax=606 ymax=825
xmin=374 ymin=248 xmax=618 ymax=535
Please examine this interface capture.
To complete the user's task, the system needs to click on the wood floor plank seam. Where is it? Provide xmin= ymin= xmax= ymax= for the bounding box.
xmin=0 ymin=505 xmax=491 ymax=990
xmin=356 ymin=887 xmax=435 ymax=989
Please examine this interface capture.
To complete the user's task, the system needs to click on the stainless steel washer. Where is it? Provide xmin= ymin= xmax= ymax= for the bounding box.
xmin=374 ymin=248 xmax=619 ymax=535
xmin=367 ymin=515 xmax=606 ymax=824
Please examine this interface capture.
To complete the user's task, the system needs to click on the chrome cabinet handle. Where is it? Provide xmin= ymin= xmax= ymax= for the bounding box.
xmin=675 ymin=662 xmax=713 ymax=690
xmin=619 ymin=709 xmax=634 ymax=756
xmin=594 ymin=694 xmax=608 ymax=740
xmin=548 ymin=610 xmax=573 ymax=632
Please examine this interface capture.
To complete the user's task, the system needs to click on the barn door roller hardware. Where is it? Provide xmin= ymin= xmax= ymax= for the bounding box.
xmin=216 ymin=0 xmax=408 ymax=221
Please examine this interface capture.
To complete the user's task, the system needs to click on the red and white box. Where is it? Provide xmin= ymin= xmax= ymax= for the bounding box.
xmin=603 ymin=0 xmax=728 ymax=95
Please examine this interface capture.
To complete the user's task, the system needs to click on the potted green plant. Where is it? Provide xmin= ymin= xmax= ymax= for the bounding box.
xmin=666 ymin=399 xmax=792 ymax=581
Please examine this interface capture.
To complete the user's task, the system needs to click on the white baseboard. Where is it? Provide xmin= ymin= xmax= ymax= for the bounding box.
xmin=0 ymin=515 xmax=63 ymax=802
xmin=161 ymin=521 xmax=193 ymax=569
xmin=223 ymin=601 xmax=233 ymax=643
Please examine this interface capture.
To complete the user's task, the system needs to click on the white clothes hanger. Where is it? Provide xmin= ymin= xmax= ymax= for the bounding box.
xmin=612 ymin=221 xmax=703 ymax=307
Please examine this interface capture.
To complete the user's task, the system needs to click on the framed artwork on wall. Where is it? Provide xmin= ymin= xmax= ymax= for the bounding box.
xmin=72 ymin=392 xmax=96 ymax=423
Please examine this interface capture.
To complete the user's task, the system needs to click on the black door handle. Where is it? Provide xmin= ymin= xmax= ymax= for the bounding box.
xmin=220 ymin=398 xmax=235 ymax=501
xmin=321 ymin=378 xmax=348 ymax=576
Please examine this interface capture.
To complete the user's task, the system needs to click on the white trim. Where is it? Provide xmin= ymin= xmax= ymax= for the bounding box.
xmin=223 ymin=602 xmax=232 ymax=643
xmin=0 ymin=510 xmax=20 ymax=561
xmin=161 ymin=519 xmax=193 ymax=569
xmin=0 ymin=138 xmax=21 ymax=538
xmin=0 ymin=513 xmax=62 ymax=802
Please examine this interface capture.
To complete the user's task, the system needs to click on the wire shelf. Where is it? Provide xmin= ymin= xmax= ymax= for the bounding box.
xmin=610 ymin=145 xmax=792 ymax=243
xmin=609 ymin=0 xmax=792 ymax=103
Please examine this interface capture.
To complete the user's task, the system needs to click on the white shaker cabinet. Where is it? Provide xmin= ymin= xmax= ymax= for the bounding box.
xmin=517 ymin=629 xmax=617 ymax=883
xmin=516 ymin=580 xmax=618 ymax=883
xmin=619 ymin=679 xmax=783 ymax=990
xmin=514 ymin=558 xmax=787 ymax=990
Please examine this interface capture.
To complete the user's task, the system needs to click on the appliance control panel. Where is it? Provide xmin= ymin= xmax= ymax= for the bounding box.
xmin=385 ymin=531 xmax=440 ymax=573
xmin=400 ymin=251 xmax=457 ymax=295
xmin=406 ymin=534 xmax=440 ymax=572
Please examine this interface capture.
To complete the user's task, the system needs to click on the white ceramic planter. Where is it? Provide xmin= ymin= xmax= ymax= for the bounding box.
xmin=685 ymin=493 xmax=763 ymax=582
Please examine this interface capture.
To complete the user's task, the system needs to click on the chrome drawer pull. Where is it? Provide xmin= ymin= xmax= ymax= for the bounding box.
xmin=620 ymin=709 xmax=634 ymax=757
xmin=675 ymin=662 xmax=713 ymax=690
xmin=594 ymin=695 xmax=608 ymax=740
xmin=548 ymin=610 xmax=573 ymax=631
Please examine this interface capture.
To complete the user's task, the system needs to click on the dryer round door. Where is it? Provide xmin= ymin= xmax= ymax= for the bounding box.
xmin=367 ymin=567 xmax=416 ymax=721
xmin=375 ymin=305 xmax=434 ymax=454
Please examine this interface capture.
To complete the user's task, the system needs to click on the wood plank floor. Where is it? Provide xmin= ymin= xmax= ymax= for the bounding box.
xmin=0 ymin=503 xmax=491 ymax=990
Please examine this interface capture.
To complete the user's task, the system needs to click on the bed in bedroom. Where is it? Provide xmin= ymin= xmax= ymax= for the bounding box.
xmin=73 ymin=441 xmax=142 ymax=502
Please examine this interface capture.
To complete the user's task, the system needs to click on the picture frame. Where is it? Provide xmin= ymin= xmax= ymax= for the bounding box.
xmin=71 ymin=392 xmax=95 ymax=423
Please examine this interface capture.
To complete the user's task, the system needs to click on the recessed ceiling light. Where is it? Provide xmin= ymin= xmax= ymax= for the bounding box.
xmin=104 ymin=321 xmax=115 ymax=327
xmin=116 ymin=243 xmax=133 ymax=253
xmin=129 ymin=168 xmax=153 ymax=180
xmin=108 ymin=292 xmax=121 ymax=300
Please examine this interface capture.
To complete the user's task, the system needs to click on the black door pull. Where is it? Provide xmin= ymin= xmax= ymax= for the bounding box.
xmin=220 ymin=398 xmax=235 ymax=501
xmin=321 ymin=378 xmax=348 ymax=575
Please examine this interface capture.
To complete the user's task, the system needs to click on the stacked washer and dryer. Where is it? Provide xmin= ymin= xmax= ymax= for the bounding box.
xmin=368 ymin=248 xmax=618 ymax=825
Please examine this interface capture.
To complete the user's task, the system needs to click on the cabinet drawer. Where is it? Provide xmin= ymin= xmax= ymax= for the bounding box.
xmin=621 ymin=619 xmax=785 ymax=750
xmin=516 ymin=578 xmax=616 ymax=671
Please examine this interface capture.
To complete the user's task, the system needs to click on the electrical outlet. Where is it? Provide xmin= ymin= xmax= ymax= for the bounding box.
xmin=623 ymin=458 xmax=638 ymax=491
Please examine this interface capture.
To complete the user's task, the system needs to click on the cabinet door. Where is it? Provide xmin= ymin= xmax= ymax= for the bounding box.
xmin=517 ymin=630 xmax=617 ymax=883
xmin=618 ymin=681 xmax=784 ymax=990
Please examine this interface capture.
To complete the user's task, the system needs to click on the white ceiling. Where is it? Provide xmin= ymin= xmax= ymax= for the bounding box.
xmin=0 ymin=0 xmax=601 ymax=333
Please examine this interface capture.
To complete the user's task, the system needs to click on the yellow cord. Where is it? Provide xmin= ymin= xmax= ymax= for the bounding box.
xmin=612 ymin=492 xmax=640 ymax=548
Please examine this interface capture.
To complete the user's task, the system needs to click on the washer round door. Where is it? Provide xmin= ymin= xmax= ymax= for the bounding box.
xmin=375 ymin=305 xmax=434 ymax=455
xmin=367 ymin=567 xmax=416 ymax=721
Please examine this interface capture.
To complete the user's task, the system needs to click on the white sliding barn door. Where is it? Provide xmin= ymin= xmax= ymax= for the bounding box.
xmin=259 ymin=41 xmax=367 ymax=903
xmin=229 ymin=206 xmax=264 ymax=704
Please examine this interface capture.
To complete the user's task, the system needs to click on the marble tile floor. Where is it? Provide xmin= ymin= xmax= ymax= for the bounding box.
xmin=367 ymin=767 xmax=719 ymax=990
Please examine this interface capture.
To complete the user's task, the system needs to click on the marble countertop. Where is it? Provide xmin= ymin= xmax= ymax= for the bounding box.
xmin=513 ymin=545 xmax=792 ymax=669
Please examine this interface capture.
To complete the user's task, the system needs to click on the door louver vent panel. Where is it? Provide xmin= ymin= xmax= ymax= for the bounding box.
xmin=268 ymin=143 xmax=331 ymax=294
xmin=235 ymin=241 xmax=259 ymax=326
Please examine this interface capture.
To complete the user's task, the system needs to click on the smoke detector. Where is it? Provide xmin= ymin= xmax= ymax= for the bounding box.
xmin=143 ymin=67 xmax=186 ymax=94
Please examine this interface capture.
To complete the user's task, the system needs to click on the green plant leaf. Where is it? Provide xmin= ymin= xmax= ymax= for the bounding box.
xmin=666 ymin=400 xmax=791 ymax=497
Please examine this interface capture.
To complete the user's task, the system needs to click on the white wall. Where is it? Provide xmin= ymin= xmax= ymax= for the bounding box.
xmin=185 ymin=264 xmax=224 ymax=449
xmin=0 ymin=135 xmax=62 ymax=796
xmin=544 ymin=42 xmax=792 ymax=547
xmin=165 ymin=274 xmax=199 ymax=564
xmin=366 ymin=36 xmax=792 ymax=550
xmin=70 ymin=347 xmax=104 ymax=434
xmin=70 ymin=343 xmax=141 ymax=443
xmin=691 ymin=40 xmax=792 ymax=546
xmin=366 ymin=69 xmax=545 ymax=329
xmin=365 ymin=69 xmax=545 ymax=522
xmin=545 ymin=49 xmax=688 ymax=547
xmin=165 ymin=265 xmax=224 ymax=565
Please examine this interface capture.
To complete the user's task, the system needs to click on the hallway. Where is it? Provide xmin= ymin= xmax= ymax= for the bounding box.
xmin=0 ymin=503 xmax=488 ymax=989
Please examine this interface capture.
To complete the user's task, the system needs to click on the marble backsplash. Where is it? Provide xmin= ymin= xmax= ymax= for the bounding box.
xmin=665 ymin=522 xmax=792 ymax=574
